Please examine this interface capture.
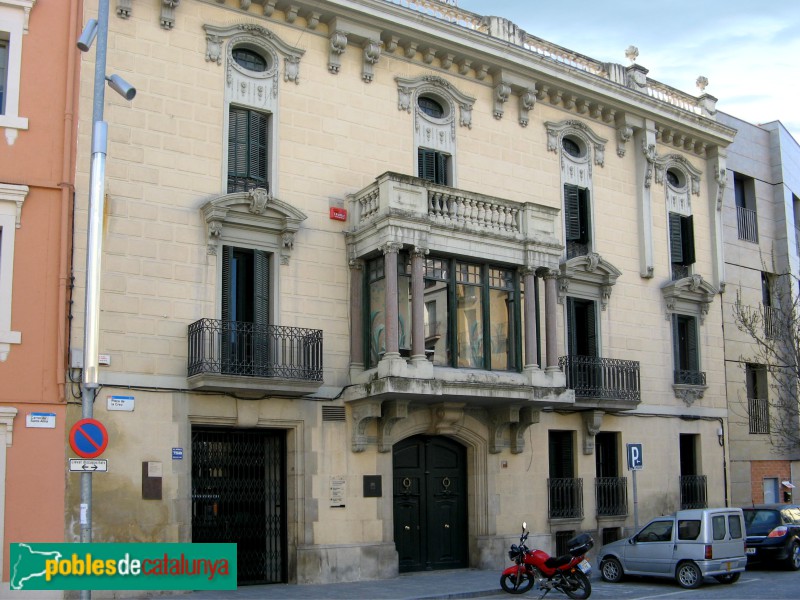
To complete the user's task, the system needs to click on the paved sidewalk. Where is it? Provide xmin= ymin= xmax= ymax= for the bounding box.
xmin=173 ymin=569 xmax=504 ymax=600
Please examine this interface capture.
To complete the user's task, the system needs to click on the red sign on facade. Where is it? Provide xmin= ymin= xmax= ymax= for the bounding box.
xmin=329 ymin=207 xmax=347 ymax=221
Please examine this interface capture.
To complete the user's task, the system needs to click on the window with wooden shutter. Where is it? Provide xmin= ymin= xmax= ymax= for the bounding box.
xmin=669 ymin=213 xmax=695 ymax=266
xmin=418 ymin=147 xmax=448 ymax=185
xmin=564 ymin=185 xmax=590 ymax=258
xmin=673 ymin=314 xmax=703 ymax=384
xmin=228 ymin=107 xmax=269 ymax=193
xmin=567 ymin=298 xmax=597 ymax=357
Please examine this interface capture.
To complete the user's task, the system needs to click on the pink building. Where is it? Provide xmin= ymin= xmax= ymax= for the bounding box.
xmin=0 ymin=0 xmax=79 ymax=591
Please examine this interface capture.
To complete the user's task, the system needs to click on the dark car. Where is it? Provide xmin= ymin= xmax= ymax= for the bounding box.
xmin=742 ymin=504 xmax=800 ymax=570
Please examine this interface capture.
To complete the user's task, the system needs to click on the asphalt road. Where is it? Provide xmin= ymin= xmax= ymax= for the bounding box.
xmin=477 ymin=568 xmax=800 ymax=599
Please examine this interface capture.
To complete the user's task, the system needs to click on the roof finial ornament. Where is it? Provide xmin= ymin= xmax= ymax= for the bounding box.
xmin=625 ymin=45 xmax=639 ymax=64
xmin=696 ymin=76 xmax=709 ymax=92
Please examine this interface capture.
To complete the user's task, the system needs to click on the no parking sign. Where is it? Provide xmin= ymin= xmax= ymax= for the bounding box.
xmin=69 ymin=418 xmax=109 ymax=459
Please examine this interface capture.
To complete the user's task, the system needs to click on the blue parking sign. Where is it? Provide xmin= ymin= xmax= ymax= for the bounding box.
xmin=627 ymin=443 xmax=643 ymax=470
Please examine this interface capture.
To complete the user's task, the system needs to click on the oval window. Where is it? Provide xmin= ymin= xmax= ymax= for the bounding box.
xmin=667 ymin=168 xmax=682 ymax=187
xmin=563 ymin=137 xmax=583 ymax=158
xmin=232 ymin=48 xmax=268 ymax=73
xmin=418 ymin=96 xmax=445 ymax=119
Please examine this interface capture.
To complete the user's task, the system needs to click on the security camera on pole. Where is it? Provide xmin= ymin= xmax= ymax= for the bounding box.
xmin=76 ymin=2 xmax=136 ymax=598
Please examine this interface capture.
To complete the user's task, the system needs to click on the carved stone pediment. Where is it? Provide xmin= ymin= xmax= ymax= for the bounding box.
xmin=661 ymin=274 xmax=717 ymax=323
xmin=544 ymin=119 xmax=608 ymax=167
xmin=396 ymin=75 xmax=476 ymax=131
xmin=558 ymin=253 xmax=621 ymax=310
xmin=200 ymin=189 xmax=307 ymax=261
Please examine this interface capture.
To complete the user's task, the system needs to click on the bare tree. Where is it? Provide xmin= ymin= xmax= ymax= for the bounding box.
xmin=732 ymin=273 xmax=800 ymax=454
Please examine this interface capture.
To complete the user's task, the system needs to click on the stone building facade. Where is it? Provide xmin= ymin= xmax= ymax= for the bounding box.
xmin=66 ymin=0 xmax=737 ymax=588
xmin=718 ymin=112 xmax=800 ymax=506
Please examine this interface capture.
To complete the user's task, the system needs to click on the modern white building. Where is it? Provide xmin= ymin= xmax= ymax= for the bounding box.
xmin=718 ymin=112 xmax=800 ymax=506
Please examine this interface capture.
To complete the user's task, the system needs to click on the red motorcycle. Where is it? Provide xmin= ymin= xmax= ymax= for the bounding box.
xmin=500 ymin=522 xmax=593 ymax=599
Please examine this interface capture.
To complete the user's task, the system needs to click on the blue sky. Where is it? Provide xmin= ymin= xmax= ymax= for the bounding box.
xmin=455 ymin=0 xmax=800 ymax=142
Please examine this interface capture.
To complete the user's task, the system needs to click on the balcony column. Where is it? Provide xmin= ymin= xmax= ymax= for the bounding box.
xmin=349 ymin=259 xmax=364 ymax=373
xmin=542 ymin=269 xmax=559 ymax=372
xmin=381 ymin=242 xmax=403 ymax=358
xmin=410 ymin=246 xmax=429 ymax=363
xmin=520 ymin=266 xmax=539 ymax=369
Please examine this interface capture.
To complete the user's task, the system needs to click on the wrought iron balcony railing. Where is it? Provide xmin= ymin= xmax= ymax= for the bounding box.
xmin=188 ymin=318 xmax=323 ymax=381
xmin=674 ymin=370 xmax=706 ymax=386
xmin=736 ymin=206 xmax=759 ymax=243
xmin=748 ymin=397 xmax=770 ymax=434
xmin=763 ymin=305 xmax=780 ymax=340
xmin=679 ymin=475 xmax=708 ymax=509
xmin=595 ymin=477 xmax=628 ymax=517
xmin=558 ymin=356 xmax=641 ymax=402
xmin=548 ymin=477 xmax=583 ymax=520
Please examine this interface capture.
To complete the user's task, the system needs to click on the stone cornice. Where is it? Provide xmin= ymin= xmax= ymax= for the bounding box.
xmin=122 ymin=0 xmax=736 ymax=153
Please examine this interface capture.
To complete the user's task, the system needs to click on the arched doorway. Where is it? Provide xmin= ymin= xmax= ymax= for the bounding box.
xmin=393 ymin=435 xmax=468 ymax=572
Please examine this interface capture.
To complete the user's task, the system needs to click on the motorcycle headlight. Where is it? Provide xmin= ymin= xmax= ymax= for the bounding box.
xmin=508 ymin=544 xmax=520 ymax=560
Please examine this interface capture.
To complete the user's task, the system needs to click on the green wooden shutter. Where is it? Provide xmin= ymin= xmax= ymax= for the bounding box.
xmin=682 ymin=215 xmax=695 ymax=265
xmin=565 ymin=185 xmax=581 ymax=241
xmin=686 ymin=316 xmax=698 ymax=371
xmin=548 ymin=431 xmax=574 ymax=478
xmin=418 ymin=148 xmax=435 ymax=181
xmin=566 ymin=297 xmax=576 ymax=356
xmin=436 ymin=152 xmax=448 ymax=185
xmin=249 ymin=111 xmax=268 ymax=190
xmin=578 ymin=187 xmax=590 ymax=243
xmin=669 ymin=213 xmax=683 ymax=264
xmin=228 ymin=108 xmax=248 ymax=190
xmin=221 ymin=245 xmax=234 ymax=372
xmin=221 ymin=245 xmax=233 ymax=322
xmin=253 ymin=250 xmax=270 ymax=325
xmin=253 ymin=250 xmax=270 ymax=375
xmin=585 ymin=300 xmax=597 ymax=358
xmin=672 ymin=314 xmax=680 ymax=373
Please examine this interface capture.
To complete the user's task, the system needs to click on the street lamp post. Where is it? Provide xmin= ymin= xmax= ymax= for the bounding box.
xmin=77 ymin=2 xmax=136 ymax=598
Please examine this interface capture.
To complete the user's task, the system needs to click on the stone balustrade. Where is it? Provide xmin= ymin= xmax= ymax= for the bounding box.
xmin=349 ymin=172 xmax=559 ymax=244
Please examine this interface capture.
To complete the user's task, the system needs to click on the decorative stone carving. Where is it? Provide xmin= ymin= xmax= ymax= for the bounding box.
xmin=617 ymin=124 xmax=633 ymax=157
xmin=203 ymin=24 xmax=306 ymax=94
xmin=248 ymin=188 xmax=271 ymax=214
xmin=510 ymin=407 xmax=540 ymax=454
xmin=116 ymin=0 xmax=132 ymax=19
xmin=582 ymin=410 xmax=604 ymax=455
xmin=457 ymin=58 xmax=471 ymax=76
xmin=544 ymin=120 xmax=608 ymax=168
xmin=378 ymin=400 xmax=409 ymax=452
xmin=642 ymin=140 xmax=656 ymax=188
xmin=200 ymin=190 xmax=307 ymax=262
xmin=439 ymin=52 xmax=455 ymax=69
xmin=673 ymin=384 xmax=706 ymax=406
xmin=362 ymin=39 xmax=382 ymax=83
xmin=403 ymin=41 xmax=417 ymax=59
xmin=395 ymin=75 xmax=476 ymax=136
xmin=488 ymin=406 xmax=520 ymax=454
xmin=429 ymin=403 xmax=465 ymax=436
xmin=350 ymin=399 xmax=382 ymax=452
xmin=625 ymin=45 xmax=639 ymax=63
xmin=474 ymin=64 xmax=489 ymax=80
xmin=518 ymin=88 xmax=536 ymax=127
xmin=284 ymin=5 xmax=299 ymax=23
xmin=558 ymin=253 xmax=622 ymax=311
xmin=262 ymin=0 xmax=277 ymax=16
xmin=328 ymin=31 xmax=348 ymax=74
xmin=696 ymin=76 xmax=708 ymax=92
xmin=656 ymin=154 xmax=703 ymax=198
xmin=421 ymin=47 xmax=436 ymax=64
xmin=493 ymin=82 xmax=510 ymax=120
xmin=160 ymin=0 xmax=180 ymax=30
xmin=305 ymin=11 xmax=321 ymax=29
xmin=661 ymin=275 xmax=717 ymax=324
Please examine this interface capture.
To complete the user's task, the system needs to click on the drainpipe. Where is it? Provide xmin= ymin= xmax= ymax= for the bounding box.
xmin=58 ymin=0 xmax=81 ymax=403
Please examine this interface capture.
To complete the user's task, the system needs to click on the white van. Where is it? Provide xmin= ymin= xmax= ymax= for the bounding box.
xmin=597 ymin=507 xmax=747 ymax=589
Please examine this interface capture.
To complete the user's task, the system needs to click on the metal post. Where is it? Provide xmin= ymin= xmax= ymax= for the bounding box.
xmin=632 ymin=468 xmax=639 ymax=531
xmin=80 ymin=2 xmax=111 ymax=599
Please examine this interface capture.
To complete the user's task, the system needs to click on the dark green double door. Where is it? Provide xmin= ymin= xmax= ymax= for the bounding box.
xmin=393 ymin=435 xmax=468 ymax=572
